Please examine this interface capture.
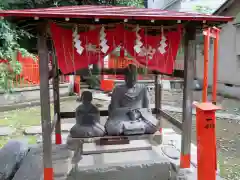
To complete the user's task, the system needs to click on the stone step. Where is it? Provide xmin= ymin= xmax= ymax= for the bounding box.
xmin=37 ymin=136 xmax=152 ymax=155
xmin=69 ymin=149 xmax=173 ymax=180
xmin=93 ymin=92 xmax=111 ymax=101
xmin=0 ymin=127 xmax=16 ymax=136
xmin=35 ymin=128 xmax=175 ymax=145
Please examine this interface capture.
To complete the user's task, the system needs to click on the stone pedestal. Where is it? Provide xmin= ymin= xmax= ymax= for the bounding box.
xmin=67 ymin=149 xmax=175 ymax=180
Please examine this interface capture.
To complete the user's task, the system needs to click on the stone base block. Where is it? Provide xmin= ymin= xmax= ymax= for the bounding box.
xmin=0 ymin=140 xmax=29 ymax=180
xmin=12 ymin=145 xmax=71 ymax=180
xmin=67 ymin=149 xmax=176 ymax=180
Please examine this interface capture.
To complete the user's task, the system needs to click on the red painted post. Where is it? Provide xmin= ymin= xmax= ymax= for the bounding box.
xmin=212 ymin=28 xmax=220 ymax=105
xmin=55 ymin=133 xmax=62 ymax=145
xmin=193 ymin=102 xmax=221 ymax=180
xmin=44 ymin=168 xmax=54 ymax=180
xmin=202 ymin=28 xmax=210 ymax=102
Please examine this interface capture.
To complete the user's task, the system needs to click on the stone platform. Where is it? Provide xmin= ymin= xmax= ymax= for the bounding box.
xmin=68 ymin=149 xmax=175 ymax=180
xmin=6 ymin=128 xmax=223 ymax=180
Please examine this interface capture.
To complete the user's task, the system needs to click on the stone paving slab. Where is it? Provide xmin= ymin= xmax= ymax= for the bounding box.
xmin=93 ymin=93 xmax=111 ymax=101
xmin=24 ymin=123 xmax=74 ymax=135
xmin=157 ymin=131 xmax=198 ymax=168
xmin=0 ymin=84 xmax=69 ymax=106
xmin=0 ymin=127 xmax=15 ymax=136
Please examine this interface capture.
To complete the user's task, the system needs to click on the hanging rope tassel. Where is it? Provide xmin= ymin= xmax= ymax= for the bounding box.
xmin=158 ymin=26 xmax=167 ymax=55
xmin=134 ymin=25 xmax=143 ymax=54
xmin=100 ymin=26 xmax=109 ymax=54
xmin=73 ymin=26 xmax=84 ymax=55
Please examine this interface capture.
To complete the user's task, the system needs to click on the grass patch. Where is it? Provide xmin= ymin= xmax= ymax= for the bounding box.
xmin=0 ymin=105 xmax=54 ymax=148
xmin=0 ymin=118 xmax=10 ymax=126
xmin=1 ymin=107 xmax=41 ymax=127
xmin=0 ymin=105 xmax=54 ymax=127
xmin=0 ymin=136 xmax=10 ymax=148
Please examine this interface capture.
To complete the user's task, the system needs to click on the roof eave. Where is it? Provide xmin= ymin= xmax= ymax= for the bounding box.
xmin=0 ymin=5 xmax=234 ymax=24
xmin=0 ymin=13 xmax=233 ymax=23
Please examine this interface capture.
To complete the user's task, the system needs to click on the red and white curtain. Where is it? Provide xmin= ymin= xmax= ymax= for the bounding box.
xmin=50 ymin=22 xmax=182 ymax=75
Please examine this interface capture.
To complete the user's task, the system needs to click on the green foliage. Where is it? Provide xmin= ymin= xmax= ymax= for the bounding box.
xmin=0 ymin=61 xmax=22 ymax=93
xmin=0 ymin=20 xmax=33 ymax=59
xmin=193 ymin=5 xmax=213 ymax=15
xmin=0 ymin=19 xmax=36 ymax=92
xmin=0 ymin=0 xmax=40 ymax=92
xmin=115 ymin=0 xmax=144 ymax=7
xmin=1 ymin=0 xmax=144 ymax=9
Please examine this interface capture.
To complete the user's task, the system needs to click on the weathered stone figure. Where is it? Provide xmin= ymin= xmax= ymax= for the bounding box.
xmin=70 ymin=91 xmax=105 ymax=138
xmin=105 ymin=64 xmax=158 ymax=136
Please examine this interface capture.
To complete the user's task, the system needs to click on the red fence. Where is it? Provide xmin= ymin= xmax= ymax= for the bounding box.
xmin=1 ymin=53 xmax=69 ymax=88
xmin=12 ymin=65 xmax=69 ymax=88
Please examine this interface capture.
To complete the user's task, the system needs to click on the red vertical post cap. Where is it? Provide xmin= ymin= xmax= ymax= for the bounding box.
xmin=44 ymin=168 xmax=54 ymax=180
xmin=55 ymin=133 xmax=62 ymax=145
xmin=193 ymin=102 xmax=221 ymax=180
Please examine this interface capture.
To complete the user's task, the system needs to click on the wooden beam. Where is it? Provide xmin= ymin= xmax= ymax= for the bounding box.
xmin=37 ymin=22 xmax=53 ymax=178
xmin=59 ymin=68 xmax=185 ymax=78
xmin=51 ymin=113 xmax=58 ymax=133
xmin=180 ymin=25 xmax=196 ymax=169
xmin=51 ymin=51 xmax=62 ymax=144
xmin=60 ymin=110 xmax=109 ymax=118
xmin=154 ymin=75 xmax=162 ymax=132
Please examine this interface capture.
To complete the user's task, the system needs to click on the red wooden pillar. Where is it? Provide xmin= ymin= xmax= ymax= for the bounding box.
xmin=212 ymin=27 xmax=220 ymax=105
xmin=193 ymin=102 xmax=221 ymax=180
xmin=202 ymin=28 xmax=210 ymax=102
xmin=52 ymin=52 xmax=62 ymax=145
xmin=38 ymin=23 xmax=53 ymax=180
xmin=202 ymin=27 xmax=221 ymax=104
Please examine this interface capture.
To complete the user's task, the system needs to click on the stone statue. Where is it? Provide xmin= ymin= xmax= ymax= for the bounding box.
xmin=105 ymin=64 xmax=159 ymax=136
xmin=70 ymin=91 xmax=105 ymax=138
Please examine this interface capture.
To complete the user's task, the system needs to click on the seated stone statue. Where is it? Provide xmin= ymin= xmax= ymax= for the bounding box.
xmin=70 ymin=91 xmax=105 ymax=138
xmin=105 ymin=64 xmax=158 ymax=136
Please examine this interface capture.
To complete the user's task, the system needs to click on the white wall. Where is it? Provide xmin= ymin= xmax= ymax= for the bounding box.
xmin=148 ymin=0 xmax=178 ymax=9
xmin=148 ymin=0 xmax=165 ymax=9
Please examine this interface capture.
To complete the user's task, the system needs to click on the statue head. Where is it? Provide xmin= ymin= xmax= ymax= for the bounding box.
xmin=80 ymin=91 xmax=93 ymax=105
xmin=124 ymin=64 xmax=138 ymax=88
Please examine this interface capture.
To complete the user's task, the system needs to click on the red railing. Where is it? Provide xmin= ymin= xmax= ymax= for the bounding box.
xmin=12 ymin=64 xmax=69 ymax=88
